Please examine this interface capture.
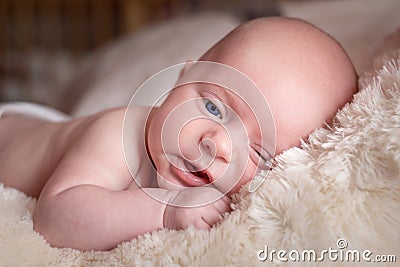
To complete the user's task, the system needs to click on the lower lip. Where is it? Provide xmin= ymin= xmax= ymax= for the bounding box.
xmin=170 ymin=164 xmax=209 ymax=187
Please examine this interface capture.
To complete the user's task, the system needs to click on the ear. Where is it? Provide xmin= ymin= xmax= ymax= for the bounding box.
xmin=178 ymin=60 xmax=194 ymax=79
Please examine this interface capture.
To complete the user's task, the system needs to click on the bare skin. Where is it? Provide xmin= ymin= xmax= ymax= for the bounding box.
xmin=0 ymin=107 xmax=230 ymax=250
xmin=0 ymin=17 xmax=357 ymax=251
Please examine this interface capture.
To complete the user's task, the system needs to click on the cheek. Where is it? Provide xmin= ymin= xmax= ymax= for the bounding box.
xmin=243 ymin=160 xmax=258 ymax=185
xmin=149 ymin=100 xmax=180 ymax=141
xmin=229 ymin=159 xmax=258 ymax=194
xmin=147 ymin=109 xmax=168 ymax=161
xmin=177 ymin=121 xmax=203 ymax=159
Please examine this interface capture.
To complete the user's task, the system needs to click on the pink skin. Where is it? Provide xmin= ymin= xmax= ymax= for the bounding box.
xmin=147 ymin=17 xmax=357 ymax=195
xmin=146 ymin=81 xmax=268 ymax=195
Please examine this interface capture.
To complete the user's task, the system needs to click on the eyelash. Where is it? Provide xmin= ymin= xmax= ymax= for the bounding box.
xmin=252 ymin=145 xmax=272 ymax=169
xmin=255 ymin=149 xmax=265 ymax=161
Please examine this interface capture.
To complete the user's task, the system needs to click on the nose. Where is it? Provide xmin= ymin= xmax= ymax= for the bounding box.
xmin=201 ymin=125 xmax=231 ymax=164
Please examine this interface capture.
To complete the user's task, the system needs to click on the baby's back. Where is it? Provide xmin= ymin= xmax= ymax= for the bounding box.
xmin=0 ymin=114 xmax=72 ymax=197
xmin=0 ymin=107 xmax=143 ymax=198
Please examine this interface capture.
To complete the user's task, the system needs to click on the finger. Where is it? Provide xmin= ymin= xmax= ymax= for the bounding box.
xmin=200 ymin=208 xmax=222 ymax=228
xmin=196 ymin=216 xmax=212 ymax=229
xmin=221 ymin=195 xmax=232 ymax=206
xmin=215 ymin=197 xmax=232 ymax=214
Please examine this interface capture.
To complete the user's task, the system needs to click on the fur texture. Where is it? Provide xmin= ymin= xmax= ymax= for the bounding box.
xmin=1 ymin=51 xmax=399 ymax=267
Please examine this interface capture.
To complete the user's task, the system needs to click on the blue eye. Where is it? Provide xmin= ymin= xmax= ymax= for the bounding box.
xmin=204 ymin=99 xmax=222 ymax=119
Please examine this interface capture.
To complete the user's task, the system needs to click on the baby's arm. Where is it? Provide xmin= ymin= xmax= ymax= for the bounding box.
xmin=33 ymin=109 xmax=230 ymax=251
xmin=34 ymin=184 xmax=230 ymax=251
xmin=34 ymin=185 xmax=174 ymax=251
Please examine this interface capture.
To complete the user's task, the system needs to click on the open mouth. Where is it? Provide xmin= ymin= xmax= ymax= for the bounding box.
xmin=183 ymin=160 xmax=211 ymax=181
xmin=191 ymin=170 xmax=210 ymax=180
xmin=169 ymin=158 xmax=211 ymax=187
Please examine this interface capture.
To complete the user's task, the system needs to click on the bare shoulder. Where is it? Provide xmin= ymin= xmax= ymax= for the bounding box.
xmin=88 ymin=106 xmax=151 ymax=129
xmin=83 ymin=106 xmax=151 ymax=149
xmin=43 ymin=106 xmax=153 ymax=195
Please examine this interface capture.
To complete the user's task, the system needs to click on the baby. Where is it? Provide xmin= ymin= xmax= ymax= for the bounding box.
xmin=0 ymin=17 xmax=357 ymax=251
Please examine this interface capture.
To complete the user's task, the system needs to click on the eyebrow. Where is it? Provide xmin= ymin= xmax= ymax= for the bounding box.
xmin=206 ymin=84 xmax=245 ymax=110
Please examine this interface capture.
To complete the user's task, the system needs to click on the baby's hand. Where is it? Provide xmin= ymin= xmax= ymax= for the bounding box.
xmin=163 ymin=187 xmax=231 ymax=230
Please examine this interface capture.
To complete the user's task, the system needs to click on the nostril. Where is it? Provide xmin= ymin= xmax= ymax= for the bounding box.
xmin=200 ymin=138 xmax=216 ymax=158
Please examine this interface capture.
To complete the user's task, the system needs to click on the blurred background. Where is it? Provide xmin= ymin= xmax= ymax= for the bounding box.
xmin=0 ymin=0 xmax=280 ymax=111
xmin=1 ymin=0 xmax=399 ymax=116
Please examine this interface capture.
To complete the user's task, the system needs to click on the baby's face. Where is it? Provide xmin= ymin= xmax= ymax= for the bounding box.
xmin=146 ymin=80 xmax=274 ymax=194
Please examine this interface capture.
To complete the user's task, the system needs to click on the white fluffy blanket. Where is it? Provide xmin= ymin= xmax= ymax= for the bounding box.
xmin=1 ymin=51 xmax=400 ymax=266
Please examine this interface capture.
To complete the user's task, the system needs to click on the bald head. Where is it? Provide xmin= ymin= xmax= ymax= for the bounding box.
xmin=200 ymin=17 xmax=357 ymax=153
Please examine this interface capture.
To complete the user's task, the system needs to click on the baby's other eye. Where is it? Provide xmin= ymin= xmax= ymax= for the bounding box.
xmin=204 ymin=99 xmax=222 ymax=119
xmin=251 ymin=145 xmax=273 ymax=170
